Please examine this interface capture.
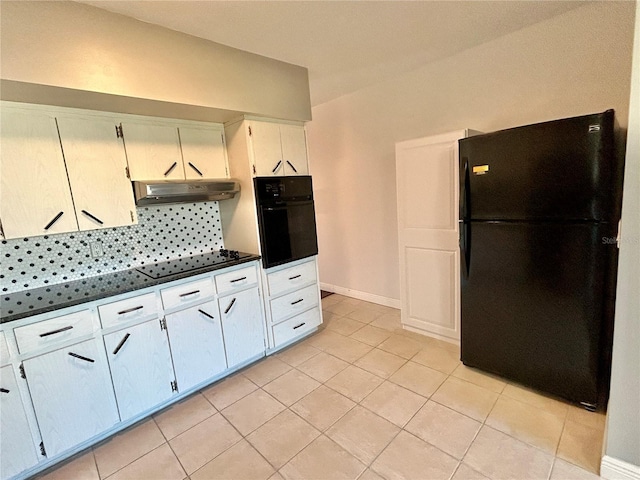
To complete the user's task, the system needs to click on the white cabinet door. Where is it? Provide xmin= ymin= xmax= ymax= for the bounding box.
xmin=0 ymin=366 xmax=39 ymax=480
xmin=0 ymin=107 xmax=78 ymax=239
xmin=280 ymin=124 xmax=309 ymax=175
xmin=396 ymin=131 xmax=469 ymax=341
xmin=56 ymin=116 xmax=138 ymax=230
xmin=121 ymin=122 xmax=184 ymax=181
xmin=165 ymin=301 xmax=227 ymax=392
xmin=23 ymin=339 xmax=119 ymax=458
xmin=104 ymin=319 xmax=175 ymax=421
xmin=219 ymin=288 xmax=264 ymax=368
xmin=249 ymin=121 xmax=285 ymax=176
xmin=179 ymin=126 xmax=228 ymax=180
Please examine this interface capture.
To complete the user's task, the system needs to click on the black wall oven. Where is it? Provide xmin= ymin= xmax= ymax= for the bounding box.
xmin=254 ymin=176 xmax=318 ymax=269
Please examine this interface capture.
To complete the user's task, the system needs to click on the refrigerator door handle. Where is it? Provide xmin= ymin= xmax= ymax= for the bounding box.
xmin=461 ymin=157 xmax=471 ymax=219
xmin=460 ymin=221 xmax=471 ymax=278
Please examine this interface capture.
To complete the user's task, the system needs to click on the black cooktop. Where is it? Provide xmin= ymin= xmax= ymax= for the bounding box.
xmin=135 ymin=249 xmax=253 ymax=279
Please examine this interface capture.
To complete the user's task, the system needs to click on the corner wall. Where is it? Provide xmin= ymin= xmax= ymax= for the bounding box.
xmin=307 ymin=1 xmax=635 ymax=303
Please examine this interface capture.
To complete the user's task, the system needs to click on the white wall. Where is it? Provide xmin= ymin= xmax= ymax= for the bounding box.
xmin=603 ymin=3 xmax=640 ymax=474
xmin=0 ymin=1 xmax=311 ymax=122
xmin=307 ymin=1 xmax=635 ymax=303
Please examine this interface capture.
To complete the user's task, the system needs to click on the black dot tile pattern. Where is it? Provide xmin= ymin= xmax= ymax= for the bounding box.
xmin=0 ymin=253 xmax=260 ymax=324
xmin=0 ymin=202 xmax=224 ymax=295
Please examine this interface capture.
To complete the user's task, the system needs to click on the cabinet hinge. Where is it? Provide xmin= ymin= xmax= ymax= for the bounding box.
xmin=125 ymin=165 xmax=130 ymax=179
xmin=221 ymin=132 xmax=225 ymax=144
xmin=130 ymin=210 xmax=135 ymax=223
xmin=39 ymin=441 xmax=46 ymax=457
xmin=0 ymin=219 xmax=4 ymax=240
xmin=115 ymin=124 xmax=124 ymax=139
xmin=252 ymin=164 xmax=257 ymax=175
xmin=160 ymin=318 xmax=167 ymax=331
xmin=171 ymin=380 xmax=178 ymax=392
xmin=248 ymin=125 xmax=252 ymax=136
xmin=19 ymin=363 xmax=26 ymax=379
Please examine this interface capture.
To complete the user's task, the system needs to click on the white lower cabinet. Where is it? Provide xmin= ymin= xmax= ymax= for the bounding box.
xmin=22 ymin=339 xmax=119 ymax=458
xmin=103 ymin=319 xmax=175 ymax=421
xmin=1 ymin=365 xmax=39 ymax=480
xmin=165 ymin=301 xmax=227 ymax=392
xmin=219 ymin=288 xmax=264 ymax=368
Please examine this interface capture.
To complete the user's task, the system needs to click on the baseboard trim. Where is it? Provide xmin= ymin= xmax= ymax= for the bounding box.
xmin=601 ymin=455 xmax=640 ymax=480
xmin=319 ymin=283 xmax=400 ymax=309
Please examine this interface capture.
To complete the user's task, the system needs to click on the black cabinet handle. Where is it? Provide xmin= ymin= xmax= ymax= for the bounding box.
xmin=224 ymin=297 xmax=236 ymax=314
xmin=68 ymin=352 xmax=95 ymax=363
xmin=81 ymin=210 xmax=104 ymax=225
xmin=179 ymin=290 xmax=200 ymax=298
xmin=39 ymin=325 xmax=73 ymax=337
xmin=112 ymin=333 xmax=130 ymax=355
xmin=286 ymin=160 xmax=298 ymax=173
xmin=293 ymin=322 xmax=306 ymax=330
xmin=117 ymin=305 xmax=143 ymax=315
xmin=0 ymin=388 xmax=9 ymax=394
xmin=291 ymin=299 xmax=304 ymax=305
xmin=188 ymin=162 xmax=204 ymax=177
xmin=44 ymin=212 xmax=64 ymax=230
xmin=164 ymin=162 xmax=178 ymax=177
xmin=271 ymin=160 xmax=282 ymax=173
xmin=198 ymin=309 xmax=215 ymax=319
xmin=288 ymin=274 xmax=301 ymax=280
xmin=230 ymin=276 xmax=247 ymax=283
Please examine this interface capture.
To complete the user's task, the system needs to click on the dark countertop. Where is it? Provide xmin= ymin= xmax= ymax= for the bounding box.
xmin=1 ymin=253 xmax=260 ymax=324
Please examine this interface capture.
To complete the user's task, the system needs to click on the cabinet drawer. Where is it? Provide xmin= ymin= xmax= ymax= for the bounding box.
xmin=0 ymin=331 xmax=9 ymax=366
xmin=267 ymin=259 xmax=317 ymax=297
xmin=215 ymin=265 xmax=258 ymax=295
xmin=270 ymin=284 xmax=319 ymax=324
xmin=273 ymin=308 xmax=321 ymax=347
xmin=99 ymin=292 xmax=158 ymax=329
xmin=14 ymin=310 xmax=94 ymax=354
xmin=161 ymin=277 xmax=215 ymax=310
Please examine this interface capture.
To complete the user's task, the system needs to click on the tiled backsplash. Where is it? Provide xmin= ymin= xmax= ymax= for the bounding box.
xmin=0 ymin=202 xmax=224 ymax=294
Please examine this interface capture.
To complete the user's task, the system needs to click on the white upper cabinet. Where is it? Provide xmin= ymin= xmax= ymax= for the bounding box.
xmin=0 ymin=107 xmax=79 ymax=238
xmin=121 ymin=120 xmax=229 ymax=181
xmin=248 ymin=120 xmax=309 ymax=176
xmin=179 ymin=126 xmax=228 ymax=179
xmin=120 ymin=121 xmax=184 ymax=181
xmin=57 ymin=115 xmax=138 ymax=230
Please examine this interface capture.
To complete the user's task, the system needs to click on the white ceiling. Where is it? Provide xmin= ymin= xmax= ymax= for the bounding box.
xmin=78 ymin=1 xmax=584 ymax=107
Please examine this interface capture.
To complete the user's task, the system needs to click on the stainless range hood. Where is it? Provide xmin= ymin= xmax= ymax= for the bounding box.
xmin=133 ymin=179 xmax=240 ymax=206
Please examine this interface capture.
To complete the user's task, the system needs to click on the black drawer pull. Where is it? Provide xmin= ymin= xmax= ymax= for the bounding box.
xmin=179 ymin=290 xmax=200 ymax=298
xmin=198 ymin=309 xmax=215 ymax=320
xmin=271 ymin=160 xmax=282 ymax=173
xmin=291 ymin=299 xmax=304 ymax=305
xmin=230 ymin=276 xmax=247 ymax=283
xmin=44 ymin=212 xmax=64 ymax=230
xmin=117 ymin=305 xmax=144 ymax=315
xmin=164 ymin=162 xmax=178 ymax=177
xmin=188 ymin=162 xmax=204 ymax=177
xmin=0 ymin=388 xmax=9 ymax=394
xmin=68 ymin=352 xmax=95 ymax=363
xmin=293 ymin=322 xmax=306 ymax=330
xmin=112 ymin=333 xmax=130 ymax=355
xmin=224 ymin=297 xmax=237 ymax=314
xmin=39 ymin=325 xmax=73 ymax=337
xmin=81 ymin=210 xmax=104 ymax=225
xmin=286 ymin=160 xmax=298 ymax=173
xmin=288 ymin=274 xmax=302 ymax=280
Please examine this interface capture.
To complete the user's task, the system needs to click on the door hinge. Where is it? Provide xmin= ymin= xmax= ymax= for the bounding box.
xmin=39 ymin=441 xmax=46 ymax=457
xmin=125 ymin=165 xmax=130 ymax=179
xmin=19 ymin=363 xmax=26 ymax=379
xmin=115 ymin=124 xmax=124 ymax=139
xmin=160 ymin=318 xmax=167 ymax=331
xmin=248 ymin=125 xmax=252 ymax=136
xmin=171 ymin=380 xmax=178 ymax=392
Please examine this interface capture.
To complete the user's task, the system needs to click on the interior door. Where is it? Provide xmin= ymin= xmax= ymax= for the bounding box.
xmin=249 ymin=121 xmax=285 ymax=176
xmin=57 ymin=115 xmax=138 ymax=230
xmin=396 ymin=131 xmax=468 ymax=341
xmin=0 ymin=107 xmax=79 ymax=238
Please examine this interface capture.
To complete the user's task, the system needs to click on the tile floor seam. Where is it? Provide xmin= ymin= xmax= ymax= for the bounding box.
xmin=101 ymin=442 xmax=175 ymax=480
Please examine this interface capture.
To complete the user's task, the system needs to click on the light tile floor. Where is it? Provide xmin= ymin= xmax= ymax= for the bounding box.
xmin=38 ymin=294 xmax=605 ymax=480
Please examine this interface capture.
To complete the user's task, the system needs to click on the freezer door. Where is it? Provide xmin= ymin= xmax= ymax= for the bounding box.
xmin=460 ymin=221 xmax=617 ymax=405
xmin=459 ymin=110 xmax=616 ymax=221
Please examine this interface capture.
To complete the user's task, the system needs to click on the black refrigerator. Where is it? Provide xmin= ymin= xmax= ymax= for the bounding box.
xmin=459 ymin=110 xmax=623 ymax=409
